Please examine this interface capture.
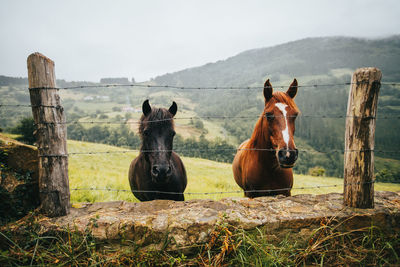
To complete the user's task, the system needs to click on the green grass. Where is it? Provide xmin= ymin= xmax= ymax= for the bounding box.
xmin=1 ymin=140 xmax=399 ymax=266
xmin=68 ymin=140 xmax=400 ymax=203
xmin=1 ymin=215 xmax=399 ymax=266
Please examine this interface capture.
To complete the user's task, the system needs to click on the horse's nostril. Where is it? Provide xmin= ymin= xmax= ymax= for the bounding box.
xmin=277 ymin=148 xmax=298 ymax=167
xmin=152 ymin=166 xmax=159 ymax=176
xmin=278 ymin=149 xmax=288 ymax=160
xmin=293 ymin=148 xmax=299 ymax=161
xmin=152 ymin=165 xmax=171 ymax=178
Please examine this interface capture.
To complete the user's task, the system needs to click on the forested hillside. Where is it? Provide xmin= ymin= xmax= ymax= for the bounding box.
xmin=1 ymin=36 xmax=400 ymax=179
xmin=153 ymin=36 xmax=400 ymax=178
xmin=154 ymin=36 xmax=400 ymax=86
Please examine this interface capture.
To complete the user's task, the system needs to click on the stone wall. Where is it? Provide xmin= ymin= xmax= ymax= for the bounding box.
xmin=1 ymin=134 xmax=399 ymax=250
xmin=26 ymin=191 xmax=400 ymax=250
xmin=0 ymin=134 xmax=39 ymax=224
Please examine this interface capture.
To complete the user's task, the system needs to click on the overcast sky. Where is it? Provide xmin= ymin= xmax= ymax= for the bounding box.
xmin=0 ymin=0 xmax=399 ymax=82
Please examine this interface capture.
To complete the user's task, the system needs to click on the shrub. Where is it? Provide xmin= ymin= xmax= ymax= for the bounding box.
xmin=308 ymin=166 xmax=326 ymax=177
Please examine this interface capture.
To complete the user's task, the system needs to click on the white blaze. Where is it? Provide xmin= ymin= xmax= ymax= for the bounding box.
xmin=275 ymin=103 xmax=289 ymax=148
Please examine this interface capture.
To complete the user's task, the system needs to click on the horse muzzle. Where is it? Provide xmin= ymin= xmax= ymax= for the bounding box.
xmin=151 ymin=164 xmax=173 ymax=183
xmin=277 ymin=148 xmax=298 ymax=168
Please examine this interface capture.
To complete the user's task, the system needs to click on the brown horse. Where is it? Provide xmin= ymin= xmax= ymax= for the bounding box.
xmin=128 ymin=100 xmax=187 ymax=201
xmin=232 ymin=79 xmax=300 ymax=197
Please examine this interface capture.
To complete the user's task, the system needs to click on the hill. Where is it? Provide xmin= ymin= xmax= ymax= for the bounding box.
xmin=154 ymin=36 xmax=400 ymax=86
xmin=152 ymin=36 xmax=400 ymax=177
xmin=1 ymin=36 xmax=400 ymax=178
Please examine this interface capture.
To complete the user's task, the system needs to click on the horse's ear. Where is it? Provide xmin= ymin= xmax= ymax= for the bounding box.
xmin=263 ymin=79 xmax=273 ymax=102
xmin=286 ymin=78 xmax=298 ymax=98
xmin=169 ymin=101 xmax=177 ymax=117
xmin=142 ymin=99 xmax=152 ymax=116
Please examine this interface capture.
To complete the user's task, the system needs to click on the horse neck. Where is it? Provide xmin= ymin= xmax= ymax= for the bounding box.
xmin=248 ymin=116 xmax=270 ymax=150
xmin=246 ymin=116 xmax=279 ymax=166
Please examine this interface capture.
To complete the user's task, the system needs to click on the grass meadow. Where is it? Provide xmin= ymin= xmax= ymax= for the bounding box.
xmin=68 ymin=140 xmax=400 ymax=203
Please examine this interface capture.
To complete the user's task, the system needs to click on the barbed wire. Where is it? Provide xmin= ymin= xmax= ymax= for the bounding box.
xmin=2 ymin=81 xmax=399 ymax=123
xmin=37 ymin=148 xmax=400 ymax=158
xmin=0 ymin=104 xmax=61 ymax=108
xmin=69 ymin=180 xmax=379 ymax=196
xmin=1 ymin=105 xmax=399 ymax=122
xmin=381 ymin=82 xmax=400 ymax=86
xmin=34 ymin=114 xmax=399 ymax=126
xmin=0 ymin=80 xmax=398 ymax=97
xmin=24 ymin=81 xmax=400 ymax=91
xmin=2 ymin=105 xmax=399 ymax=122
xmin=28 ymin=82 xmax=356 ymax=91
xmin=2 ymin=81 xmax=400 ymax=93
xmin=4 ymin=80 xmax=400 ymax=159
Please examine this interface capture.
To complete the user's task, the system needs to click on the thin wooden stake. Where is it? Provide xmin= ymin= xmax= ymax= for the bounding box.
xmin=27 ymin=52 xmax=70 ymax=217
xmin=344 ymin=67 xmax=381 ymax=208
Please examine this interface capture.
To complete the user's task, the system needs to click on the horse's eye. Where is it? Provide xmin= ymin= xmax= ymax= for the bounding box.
xmin=143 ymin=129 xmax=150 ymax=136
xmin=171 ymin=131 xmax=176 ymax=137
xmin=265 ymin=112 xmax=274 ymax=120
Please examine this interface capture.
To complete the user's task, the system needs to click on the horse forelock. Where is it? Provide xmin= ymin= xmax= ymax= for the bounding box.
xmin=139 ymin=108 xmax=175 ymax=136
xmin=248 ymin=92 xmax=299 ymax=149
xmin=268 ymin=92 xmax=299 ymax=112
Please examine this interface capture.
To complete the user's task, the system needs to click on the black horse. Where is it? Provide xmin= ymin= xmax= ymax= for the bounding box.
xmin=128 ymin=100 xmax=187 ymax=201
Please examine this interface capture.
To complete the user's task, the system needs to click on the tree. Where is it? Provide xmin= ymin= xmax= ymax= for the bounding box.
xmin=11 ymin=117 xmax=36 ymax=145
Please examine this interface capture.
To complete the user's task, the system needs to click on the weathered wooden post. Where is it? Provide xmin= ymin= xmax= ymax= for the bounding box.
xmin=344 ymin=67 xmax=381 ymax=208
xmin=27 ymin=52 xmax=70 ymax=217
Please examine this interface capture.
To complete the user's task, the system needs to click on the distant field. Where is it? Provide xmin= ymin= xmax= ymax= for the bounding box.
xmin=68 ymin=140 xmax=400 ymax=203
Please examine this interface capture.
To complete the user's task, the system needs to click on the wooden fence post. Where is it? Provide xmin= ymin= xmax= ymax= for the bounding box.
xmin=344 ymin=67 xmax=381 ymax=208
xmin=27 ymin=52 xmax=70 ymax=217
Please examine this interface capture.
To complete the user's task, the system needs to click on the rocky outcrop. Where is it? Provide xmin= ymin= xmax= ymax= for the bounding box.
xmin=0 ymin=134 xmax=39 ymax=224
xmin=26 ymin=191 xmax=400 ymax=250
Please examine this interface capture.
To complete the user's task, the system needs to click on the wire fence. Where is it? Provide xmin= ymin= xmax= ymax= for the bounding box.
xmin=2 ymin=81 xmax=400 ymax=198
xmin=37 ymin=148 xmax=400 ymax=158
xmin=21 ymin=81 xmax=400 ymax=90
xmin=69 ymin=181 xmax=377 ymax=196
xmin=29 ymin=82 xmax=355 ymax=90
xmin=2 ymin=104 xmax=400 ymax=124
xmin=1 ymin=81 xmax=400 ymax=93
xmin=2 ymin=81 xmax=400 ymax=157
